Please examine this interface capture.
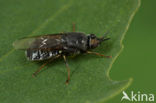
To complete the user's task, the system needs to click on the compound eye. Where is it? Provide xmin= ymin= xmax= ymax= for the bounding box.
xmin=90 ymin=34 xmax=96 ymax=39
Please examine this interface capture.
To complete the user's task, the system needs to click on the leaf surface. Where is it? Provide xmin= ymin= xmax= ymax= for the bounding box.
xmin=0 ymin=0 xmax=140 ymax=103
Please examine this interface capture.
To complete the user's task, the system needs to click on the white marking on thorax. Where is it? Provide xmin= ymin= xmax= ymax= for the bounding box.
xmin=59 ymin=50 xmax=62 ymax=54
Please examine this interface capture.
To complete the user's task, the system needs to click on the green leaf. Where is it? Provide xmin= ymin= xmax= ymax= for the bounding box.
xmin=0 ymin=0 xmax=140 ymax=103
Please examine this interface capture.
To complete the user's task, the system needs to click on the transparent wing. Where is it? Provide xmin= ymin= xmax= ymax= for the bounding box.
xmin=13 ymin=37 xmax=36 ymax=50
xmin=13 ymin=34 xmax=63 ymax=50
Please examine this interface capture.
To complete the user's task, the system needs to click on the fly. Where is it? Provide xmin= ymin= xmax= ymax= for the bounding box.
xmin=13 ymin=24 xmax=112 ymax=84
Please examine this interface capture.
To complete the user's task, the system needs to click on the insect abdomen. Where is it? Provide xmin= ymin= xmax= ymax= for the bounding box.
xmin=26 ymin=49 xmax=59 ymax=61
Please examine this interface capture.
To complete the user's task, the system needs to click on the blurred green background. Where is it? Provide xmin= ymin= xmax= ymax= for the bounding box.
xmin=107 ymin=0 xmax=156 ymax=103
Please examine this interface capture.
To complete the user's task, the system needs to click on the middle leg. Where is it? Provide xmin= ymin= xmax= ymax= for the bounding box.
xmin=63 ymin=55 xmax=70 ymax=84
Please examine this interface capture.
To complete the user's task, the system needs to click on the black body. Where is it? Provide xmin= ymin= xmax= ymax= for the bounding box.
xmin=13 ymin=32 xmax=109 ymax=61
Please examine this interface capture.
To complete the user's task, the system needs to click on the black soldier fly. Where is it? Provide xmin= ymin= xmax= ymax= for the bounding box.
xmin=13 ymin=24 xmax=111 ymax=84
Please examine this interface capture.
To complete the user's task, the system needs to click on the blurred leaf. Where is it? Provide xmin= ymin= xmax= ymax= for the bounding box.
xmin=0 ymin=0 xmax=140 ymax=103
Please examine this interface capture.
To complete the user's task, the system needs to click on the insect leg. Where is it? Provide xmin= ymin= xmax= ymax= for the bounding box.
xmin=72 ymin=22 xmax=75 ymax=32
xmin=32 ymin=55 xmax=60 ymax=77
xmin=87 ymin=51 xmax=112 ymax=58
xmin=63 ymin=55 xmax=70 ymax=84
xmin=32 ymin=61 xmax=50 ymax=77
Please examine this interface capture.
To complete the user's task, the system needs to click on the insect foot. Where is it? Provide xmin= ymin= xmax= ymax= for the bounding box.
xmin=32 ymin=73 xmax=37 ymax=78
xmin=65 ymin=80 xmax=69 ymax=85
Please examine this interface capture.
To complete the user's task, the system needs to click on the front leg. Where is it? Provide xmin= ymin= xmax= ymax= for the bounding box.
xmin=87 ymin=51 xmax=112 ymax=58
